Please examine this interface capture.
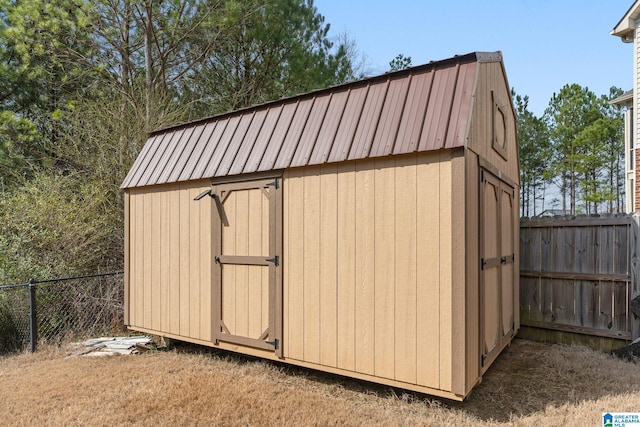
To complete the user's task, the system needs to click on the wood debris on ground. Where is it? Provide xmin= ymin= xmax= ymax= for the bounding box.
xmin=65 ymin=336 xmax=152 ymax=358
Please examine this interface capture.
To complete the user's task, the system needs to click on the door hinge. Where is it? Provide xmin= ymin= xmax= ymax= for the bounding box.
xmin=266 ymin=255 xmax=279 ymax=266
xmin=481 ymin=258 xmax=486 ymax=270
xmin=265 ymin=338 xmax=279 ymax=350
xmin=267 ymin=178 xmax=279 ymax=189
xmin=481 ymin=353 xmax=486 ymax=367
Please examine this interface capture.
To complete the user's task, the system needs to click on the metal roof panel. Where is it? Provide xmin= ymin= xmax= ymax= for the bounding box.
xmin=258 ymin=102 xmax=297 ymax=171
xmin=327 ymin=85 xmax=367 ymax=163
xmin=419 ymin=66 xmax=459 ymax=151
xmin=310 ymin=89 xmax=349 ymax=164
xmin=348 ymin=80 xmax=388 ymax=160
xmin=370 ymin=76 xmax=411 ymax=157
xmin=121 ymin=134 xmax=161 ymax=188
xmin=274 ymin=99 xmax=313 ymax=170
xmin=393 ymin=71 xmax=434 ymax=155
xmin=290 ymin=93 xmax=331 ymax=167
xmin=122 ymin=52 xmax=493 ymax=189
xmin=182 ymin=121 xmax=219 ymax=181
xmin=243 ymin=106 xmax=282 ymax=174
xmin=201 ymin=115 xmax=241 ymax=178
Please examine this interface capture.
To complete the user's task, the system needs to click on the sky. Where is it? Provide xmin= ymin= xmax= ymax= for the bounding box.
xmin=314 ymin=0 xmax=634 ymax=117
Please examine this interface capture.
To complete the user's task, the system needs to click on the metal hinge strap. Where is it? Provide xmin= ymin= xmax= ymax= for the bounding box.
xmin=266 ymin=255 xmax=279 ymax=266
xmin=265 ymin=338 xmax=279 ymax=350
xmin=267 ymin=178 xmax=279 ymax=189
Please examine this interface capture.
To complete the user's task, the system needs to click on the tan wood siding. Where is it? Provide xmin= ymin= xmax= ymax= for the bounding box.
xmin=320 ymin=164 xmax=339 ymax=367
xmin=467 ymin=61 xmax=519 ymax=184
xmin=450 ymin=153 xmax=467 ymax=395
xmin=464 ymin=150 xmax=481 ymax=393
xmin=126 ymin=180 xmax=213 ymax=342
xmin=123 ymin=192 xmax=130 ymax=325
xmin=283 ymin=151 xmax=463 ymax=390
xmin=219 ymin=187 xmax=270 ymax=338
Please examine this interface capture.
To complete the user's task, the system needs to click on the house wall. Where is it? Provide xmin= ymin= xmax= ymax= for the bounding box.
xmin=281 ymin=150 xmax=468 ymax=396
xmin=125 ymin=179 xmax=213 ymax=344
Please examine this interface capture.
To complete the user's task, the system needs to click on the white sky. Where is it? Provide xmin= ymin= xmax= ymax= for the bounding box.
xmin=314 ymin=0 xmax=634 ymax=117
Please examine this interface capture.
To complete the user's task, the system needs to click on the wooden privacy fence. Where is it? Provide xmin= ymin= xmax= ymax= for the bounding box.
xmin=520 ymin=214 xmax=640 ymax=342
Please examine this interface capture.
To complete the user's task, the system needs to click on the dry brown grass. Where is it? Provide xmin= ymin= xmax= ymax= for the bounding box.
xmin=0 ymin=338 xmax=638 ymax=426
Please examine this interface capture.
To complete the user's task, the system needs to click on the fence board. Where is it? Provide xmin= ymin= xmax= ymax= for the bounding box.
xmin=552 ymin=279 xmax=575 ymax=326
xmin=540 ymin=227 xmax=552 ymax=273
xmin=601 ymin=226 xmax=614 ymax=275
xmin=578 ymin=280 xmax=598 ymax=330
xmin=520 ymin=215 xmax=636 ymax=341
xmin=541 ymin=278 xmax=553 ymax=324
xmin=613 ymin=281 xmax=630 ymax=333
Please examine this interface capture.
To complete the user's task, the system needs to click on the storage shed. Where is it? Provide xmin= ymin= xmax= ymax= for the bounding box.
xmin=121 ymin=51 xmax=520 ymax=401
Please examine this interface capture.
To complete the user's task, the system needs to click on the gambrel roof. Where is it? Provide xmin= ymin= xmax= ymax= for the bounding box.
xmin=122 ymin=51 xmax=504 ymax=189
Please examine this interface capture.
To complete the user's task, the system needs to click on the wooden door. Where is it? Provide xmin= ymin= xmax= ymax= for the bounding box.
xmin=480 ymin=169 xmax=515 ymax=371
xmin=211 ymin=177 xmax=282 ymax=356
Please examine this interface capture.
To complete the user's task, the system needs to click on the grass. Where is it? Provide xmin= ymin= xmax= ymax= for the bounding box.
xmin=0 ymin=338 xmax=638 ymax=426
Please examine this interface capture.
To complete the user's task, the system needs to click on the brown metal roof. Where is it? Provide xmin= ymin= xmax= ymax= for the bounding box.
xmin=122 ymin=51 xmax=501 ymax=189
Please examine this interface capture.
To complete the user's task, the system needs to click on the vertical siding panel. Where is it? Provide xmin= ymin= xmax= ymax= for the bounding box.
xmin=189 ymin=184 xmax=202 ymax=339
xmin=319 ymin=164 xmax=338 ymax=367
xmin=394 ymin=154 xmax=417 ymax=384
xmin=283 ymin=173 xmax=289 ymax=355
xmin=151 ymin=190 xmax=162 ymax=330
xmin=337 ymin=162 xmax=356 ymax=371
xmin=179 ymin=183 xmax=191 ymax=336
xmin=200 ymin=186 xmax=212 ymax=341
xmin=235 ymin=190 xmax=250 ymax=337
xmin=416 ymin=152 xmax=441 ymax=388
xmin=438 ymin=151 xmax=453 ymax=391
xmin=248 ymin=189 xmax=264 ymax=339
xmin=286 ymin=170 xmax=305 ymax=360
xmin=374 ymin=157 xmax=395 ymax=380
xmin=142 ymin=191 xmax=152 ymax=329
xmin=355 ymin=160 xmax=375 ymax=375
xmin=303 ymin=168 xmax=321 ymax=364
xmin=131 ymin=193 xmax=140 ymax=327
xmin=450 ymin=155 xmax=467 ymax=395
xmin=222 ymin=192 xmax=237 ymax=334
xmin=123 ymin=192 xmax=130 ymax=326
xmin=168 ymin=185 xmax=181 ymax=335
xmin=464 ymin=152 xmax=480 ymax=392
xmin=160 ymin=190 xmax=169 ymax=333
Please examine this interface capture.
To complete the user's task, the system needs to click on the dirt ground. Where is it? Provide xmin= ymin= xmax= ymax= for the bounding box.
xmin=0 ymin=338 xmax=638 ymax=426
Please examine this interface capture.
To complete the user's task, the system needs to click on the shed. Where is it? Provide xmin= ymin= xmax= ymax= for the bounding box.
xmin=121 ymin=51 xmax=520 ymax=401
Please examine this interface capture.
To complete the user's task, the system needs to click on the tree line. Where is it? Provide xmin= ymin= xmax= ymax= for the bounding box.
xmin=514 ymin=85 xmax=625 ymax=217
xmin=0 ymin=0 xmax=361 ymax=283
xmin=0 ymin=0 xmax=628 ymax=283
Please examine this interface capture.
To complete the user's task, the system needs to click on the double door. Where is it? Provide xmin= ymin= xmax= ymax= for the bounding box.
xmin=480 ymin=169 xmax=516 ymax=371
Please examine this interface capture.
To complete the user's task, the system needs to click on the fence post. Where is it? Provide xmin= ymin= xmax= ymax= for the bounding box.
xmin=28 ymin=278 xmax=37 ymax=352
xmin=631 ymin=215 xmax=640 ymax=341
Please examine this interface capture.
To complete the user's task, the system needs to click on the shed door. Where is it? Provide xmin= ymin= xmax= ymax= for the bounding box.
xmin=212 ymin=178 xmax=282 ymax=356
xmin=480 ymin=169 xmax=515 ymax=371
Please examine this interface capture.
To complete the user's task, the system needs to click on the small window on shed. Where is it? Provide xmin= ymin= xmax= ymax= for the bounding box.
xmin=492 ymin=91 xmax=508 ymax=160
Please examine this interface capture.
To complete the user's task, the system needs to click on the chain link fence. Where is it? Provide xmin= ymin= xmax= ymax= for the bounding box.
xmin=0 ymin=272 xmax=124 ymax=354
